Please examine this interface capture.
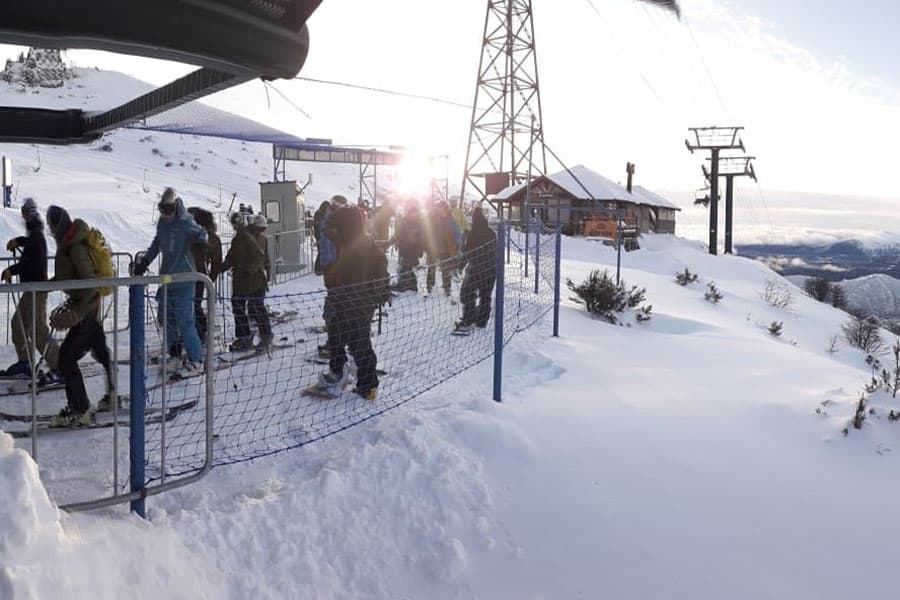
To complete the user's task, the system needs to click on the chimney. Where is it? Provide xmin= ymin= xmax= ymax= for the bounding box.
xmin=626 ymin=162 xmax=635 ymax=193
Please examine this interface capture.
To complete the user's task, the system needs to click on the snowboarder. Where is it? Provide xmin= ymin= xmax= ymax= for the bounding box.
xmin=316 ymin=205 xmax=390 ymax=400
xmin=425 ymin=200 xmax=461 ymax=297
xmin=187 ymin=206 xmax=222 ymax=342
xmin=133 ymin=188 xmax=208 ymax=375
xmin=223 ymin=212 xmax=272 ymax=351
xmin=0 ymin=198 xmax=62 ymax=385
xmin=453 ymin=207 xmax=497 ymax=335
xmin=45 ymin=206 xmax=114 ymax=426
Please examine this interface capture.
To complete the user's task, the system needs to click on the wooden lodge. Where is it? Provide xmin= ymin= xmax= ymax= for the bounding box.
xmin=491 ymin=165 xmax=680 ymax=239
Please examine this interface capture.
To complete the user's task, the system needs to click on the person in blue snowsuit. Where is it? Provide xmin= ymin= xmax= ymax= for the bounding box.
xmin=313 ymin=195 xmax=348 ymax=358
xmin=134 ymin=188 xmax=208 ymax=372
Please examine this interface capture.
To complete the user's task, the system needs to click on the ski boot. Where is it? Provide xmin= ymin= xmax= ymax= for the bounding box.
xmin=229 ymin=337 xmax=254 ymax=352
xmin=37 ymin=369 xmax=65 ymax=388
xmin=0 ymin=360 xmax=31 ymax=378
xmin=51 ymin=406 xmax=93 ymax=428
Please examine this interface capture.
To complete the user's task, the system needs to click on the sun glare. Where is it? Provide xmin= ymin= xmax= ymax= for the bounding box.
xmin=396 ymin=154 xmax=433 ymax=198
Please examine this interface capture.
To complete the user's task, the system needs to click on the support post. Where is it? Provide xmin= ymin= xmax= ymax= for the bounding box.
xmin=553 ymin=225 xmax=561 ymax=338
xmin=616 ymin=219 xmax=623 ymax=286
xmin=534 ymin=221 xmax=541 ymax=294
xmin=493 ymin=223 xmax=506 ymax=403
xmin=708 ymin=148 xmax=720 ymax=255
xmin=129 ymin=284 xmax=147 ymax=518
xmin=724 ymin=175 xmax=735 ymax=255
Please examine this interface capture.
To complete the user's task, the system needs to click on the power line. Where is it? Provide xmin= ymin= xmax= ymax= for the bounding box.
xmin=264 ymin=81 xmax=313 ymax=120
xmin=683 ymin=17 xmax=732 ymax=121
xmin=581 ymin=0 xmax=664 ymax=101
xmin=293 ymin=75 xmax=471 ymax=109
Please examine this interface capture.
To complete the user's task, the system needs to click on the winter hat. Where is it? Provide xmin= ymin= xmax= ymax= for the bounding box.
xmin=471 ymin=206 xmax=488 ymax=229
xmin=46 ymin=205 xmax=72 ymax=240
xmin=229 ymin=212 xmax=245 ymax=228
xmin=330 ymin=194 xmax=348 ymax=207
xmin=158 ymin=187 xmax=178 ymax=211
xmin=249 ymin=214 xmax=267 ymax=229
xmin=20 ymin=197 xmax=39 ymax=223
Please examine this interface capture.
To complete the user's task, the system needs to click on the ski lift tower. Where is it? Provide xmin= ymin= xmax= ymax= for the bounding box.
xmin=685 ymin=126 xmax=745 ymax=255
xmin=460 ymin=0 xmax=548 ymax=214
xmin=702 ymin=155 xmax=756 ymax=255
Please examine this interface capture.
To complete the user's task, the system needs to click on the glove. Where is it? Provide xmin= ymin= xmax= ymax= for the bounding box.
xmin=0 ymin=268 xmax=10 ymax=283
xmin=6 ymin=239 xmax=18 ymax=252
xmin=50 ymin=305 xmax=81 ymax=330
xmin=132 ymin=259 xmax=147 ymax=277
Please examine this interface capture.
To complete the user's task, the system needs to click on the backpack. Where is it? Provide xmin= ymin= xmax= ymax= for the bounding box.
xmin=367 ymin=241 xmax=391 ymax=309
xmin=85 ymin=226 xmax=115 ymax=296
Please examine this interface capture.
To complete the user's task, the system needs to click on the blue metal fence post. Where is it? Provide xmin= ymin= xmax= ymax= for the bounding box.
xmin=493 ymin=223 xmax=506 ymax=403
xmin=553 ymin=225 xmax=562 ymax=338
xmin=129 ymin=284 xmax=147 ymax=518
xmin=534 ymin=222 xmax=541 ymax=294
xmin=524 ymin=216 xmax=530 ymax=279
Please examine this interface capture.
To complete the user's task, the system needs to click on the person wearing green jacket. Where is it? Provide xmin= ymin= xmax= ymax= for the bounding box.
xmin=223 ymin=212 xmax=272 ymax=351
xmin=45 ymin=206 xmax=113 ymax=427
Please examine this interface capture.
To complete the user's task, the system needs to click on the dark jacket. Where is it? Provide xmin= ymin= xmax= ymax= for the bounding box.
xmin=54 ymin=219 xmax=100 ymax=320
xmin=329 ymin=207 xmax=390 ymax=319
xmin=461 ymin=211 xmax=497 ymax=280
xmin=224 ymin=227 xmax=268 ymax=296
xmin=9 ymin=219 xmax=48 ymax=283
xmin=394 ymin=211 xmax=424 ymax=261
xmin=189 ymin=208 xmax=223 ymax=281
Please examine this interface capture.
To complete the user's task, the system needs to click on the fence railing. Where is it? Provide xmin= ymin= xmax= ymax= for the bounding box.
xmin=0 ymin=222 xmax=562 ymax=515
xmin=0 ymin=273 xmax=215 ymax=514
xmin=0 ymin=252 xmax=133 ymax=343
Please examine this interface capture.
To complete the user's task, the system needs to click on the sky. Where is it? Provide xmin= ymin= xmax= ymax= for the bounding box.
xmin=1 ymin=0 xmax=899 ymax=203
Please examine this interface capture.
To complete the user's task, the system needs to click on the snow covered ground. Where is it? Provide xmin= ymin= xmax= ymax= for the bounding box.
xmin=4 ymin=232 xmax=900 ymax=599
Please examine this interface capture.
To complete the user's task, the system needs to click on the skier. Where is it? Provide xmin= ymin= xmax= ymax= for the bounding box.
xmin=133 ymin=188 xmax=208 ymax=375
xmin=187 ymin=206 xmax=222 ymax=342
xmin=0 ymin=198 xmax=62 ymax=385
xmin=45 ymin=206 xmax=114 ymax=426
xmin=390 ymin=202 xmax=424 ymax=292
xmin=317 ymin=205 xmax=390 ymax=399
xmin=316 ymin=195 xmax=348 ymax=358
xmin=372 ymin=200 xmax=394 ymax=250
xmin=223 ymin=212 xmax=272 ymax=351
xmin=312 ymin=200 xmax=331 ymax=275
xmin=425 ymin=200 xmax=461 ymax=297
xmin=453 ymin=207 xmax=497 ymax=335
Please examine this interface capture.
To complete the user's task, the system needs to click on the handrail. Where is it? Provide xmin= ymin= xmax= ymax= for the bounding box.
xmin=0 ymin=272 xmax=217 ymax=513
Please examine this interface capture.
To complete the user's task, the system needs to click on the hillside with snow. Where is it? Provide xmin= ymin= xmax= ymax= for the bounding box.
xmin=4 ymin=229 xmax=900 ymax=598
xmin=841 ymin=273 xmax=900 ymax=319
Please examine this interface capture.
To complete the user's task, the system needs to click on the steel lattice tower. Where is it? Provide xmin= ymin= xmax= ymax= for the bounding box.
xmin=460 ymin=0 xmax=548 ymax=210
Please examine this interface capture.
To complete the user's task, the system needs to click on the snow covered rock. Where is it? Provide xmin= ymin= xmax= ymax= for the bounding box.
xmin=1 ymin=48 xmax=75 ymax=89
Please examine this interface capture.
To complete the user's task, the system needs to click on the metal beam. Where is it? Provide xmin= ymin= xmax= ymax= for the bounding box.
xmin=84 ymin=68 xmax=249 ymax=136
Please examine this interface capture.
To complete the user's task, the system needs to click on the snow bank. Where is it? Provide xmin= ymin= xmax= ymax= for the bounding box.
xmin=0 ymin=432 xmax=63 ymax=598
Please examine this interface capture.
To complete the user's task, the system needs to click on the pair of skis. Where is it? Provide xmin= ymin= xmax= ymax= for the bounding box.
xmin=0 ymin=398 xmax=199 ymax=437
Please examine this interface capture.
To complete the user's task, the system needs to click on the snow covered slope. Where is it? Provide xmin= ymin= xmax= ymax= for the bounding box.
xmin=840 ymin=273 xmax=900 ymax=319
xmin=5 ymin=232 xmax=899 ymax=599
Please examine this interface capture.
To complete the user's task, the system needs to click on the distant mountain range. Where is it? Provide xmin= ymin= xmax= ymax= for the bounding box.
xmin=743 ymin=241 xmax=900 ymax=320
xmin=739 ymin=240 xmax=900 ymax=281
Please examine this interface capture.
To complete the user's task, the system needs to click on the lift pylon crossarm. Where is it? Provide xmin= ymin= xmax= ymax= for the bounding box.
xmin=703 ymin=155 xmax=756 ymax=177
xmin=685 ymin=126 xmax=745 ymax=151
